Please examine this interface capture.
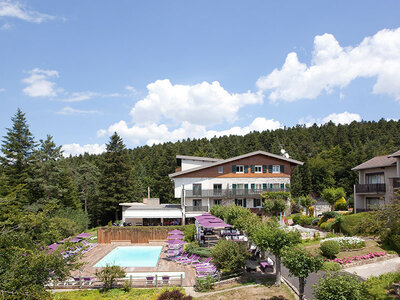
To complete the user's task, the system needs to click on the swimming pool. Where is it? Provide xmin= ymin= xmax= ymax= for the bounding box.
xmin=94 ymin=246 xmax=162 ymax=268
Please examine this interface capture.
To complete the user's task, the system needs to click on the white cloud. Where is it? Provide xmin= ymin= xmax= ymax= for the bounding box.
xmin=130 ymin=79 xmax=263 ymax=126
xmin=257 ymin=27 xmax=400 ymax=102
xmin=63 ymin=91 xmax=98 ymax=102
xmin=0 ymin=22 xmax=11 ymax=30
xmin=22 ymin=68 xmax=60 ymax=97
xmin=299 ymin=111 xmax=362 ymax=127
xmin=0 ymin=0 xmax=55 ymax=23
xmin=57 ymin=106 xmax=101 ymax=115
xmin=98 ymin=117 xmax=281 ymax=146
xmin=0 ymin=88 xmax=5 ymax=92
xmin=61 ymin=143 xmax=106 ymax=157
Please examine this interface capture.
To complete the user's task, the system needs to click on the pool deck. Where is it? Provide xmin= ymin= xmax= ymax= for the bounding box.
xmin=71 ymin=242 xmax=197 ymax=287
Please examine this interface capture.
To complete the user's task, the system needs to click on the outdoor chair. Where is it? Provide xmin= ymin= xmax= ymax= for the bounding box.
xmin=260 ymin=257 xmax=274 ymax=272
xmin=146 ymin=276 xmax=155 ymax=286
xmin=171 ymin=253 xmax=188 ymax=261
xmin=83 ymin=277 xmax=94 ymax=286
xmin=162 ymin=276 xmax=170 ymax=286
xmin=192 ymin=257 xmax=211 ymax=267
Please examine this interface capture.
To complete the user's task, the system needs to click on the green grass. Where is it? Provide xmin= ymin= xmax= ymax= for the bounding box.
xmin=340 ymin=212 xmax=371 ymax=236
xmin=52 ymin=287 xmax=185 ymax=300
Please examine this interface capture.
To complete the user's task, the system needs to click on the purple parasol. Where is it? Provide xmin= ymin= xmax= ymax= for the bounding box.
xmin=168 ymin=229 xmax=183 ymax=235
xmin=167 ymin=234 xmax=184 ymax=239
xmin=165 ymin=239 xmax=187 ymax=245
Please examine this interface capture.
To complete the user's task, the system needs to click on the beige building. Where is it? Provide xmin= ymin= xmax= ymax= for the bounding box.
xmin=352 ymin=150 xmax=400 ymax=212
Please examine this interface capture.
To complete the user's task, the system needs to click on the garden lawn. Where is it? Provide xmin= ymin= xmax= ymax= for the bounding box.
xmin=52 ymin=287 xmax=186 ymax=300
xmin=303 ymin=240 xmax=386 ymax=257
xmin=195 ymin=284 xmax=295 ymax=300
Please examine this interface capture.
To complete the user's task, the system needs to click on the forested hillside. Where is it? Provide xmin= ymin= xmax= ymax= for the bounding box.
xmin=1 ymin=109 xmax=400 ymax=227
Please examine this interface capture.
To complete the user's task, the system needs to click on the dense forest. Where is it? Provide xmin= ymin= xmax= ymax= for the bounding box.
xmin=1 ymin=109 xmax=400 ymax=228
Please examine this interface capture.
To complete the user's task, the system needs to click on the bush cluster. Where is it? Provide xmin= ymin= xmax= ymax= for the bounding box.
xmin=292 ymin=214 xmax=315 ymax=226
xmin=195 ymin=275 xmax=216 ymax=292
xmin=334 ymin=197 xmax=348 ymax=211
xmin=320 ymin=240 xmax=340 ymax=258
xmin=321 ymin=237 xmax=365 ymax=250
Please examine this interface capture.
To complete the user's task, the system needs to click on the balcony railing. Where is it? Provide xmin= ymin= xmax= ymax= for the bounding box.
xmin=355 ymin=183 xmax=386 ymax=194
xmin=185 ymin=206 xmax=208 ymax=212
xmin=184 ymin=188 xmax=288 ymax=198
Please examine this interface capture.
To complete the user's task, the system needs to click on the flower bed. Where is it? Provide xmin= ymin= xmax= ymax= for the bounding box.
xmin=325 ymin=251 xmax=386 ymax=265
xmin=320 ymin=236 xmax=365 ymax=250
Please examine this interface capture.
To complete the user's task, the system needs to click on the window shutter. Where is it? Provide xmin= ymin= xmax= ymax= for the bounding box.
xmin=262 ymin=183 xmax=267 ymax=190
xmin=280 ymin=165 xmax=285 ymax=173
xmin=232 ymin=165 xmax=236 ymax=173
xmin=232 ymin=184 xmax=236 ymax=189
xmin=244 ymin=165 xmax=249 ymax=173
xmin=270 ymin=183 xmax=273 ymax=189
xmin=280 ymin=183 xmax=285 ymax=190
xmin=244 ymin=184 xmax=248 ymax=190
xmin=251 ymin=165 xmax=255 ymax=173
xmin=235 ymin=199 xmax=238 ymax=206
xmin=268 ymin=165 xmax=273 ymax=173
xmin=253 ymin=199 xmax=257 ymax=207
xmin=263 ymin=165 xmax=267 ymax=173
xmin=251 ymin=183 xmax=255 ymax=190
xmin=243 ymin=199 xmax=247 ymax=207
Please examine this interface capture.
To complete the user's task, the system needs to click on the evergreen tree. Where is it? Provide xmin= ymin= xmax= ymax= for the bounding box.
xmin=98 ymin=133 xmax=134 ymax=223
xmin=0 ymin=109 xmax=36 ymax=202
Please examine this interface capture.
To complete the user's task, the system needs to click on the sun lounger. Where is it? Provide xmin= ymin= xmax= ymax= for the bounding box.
xmin=171 ymin=252 xmax=188 ymax=261
xmin=260 ymin=257 xmax=274 ymax=272
xmin=177 ymin=254 xmax=195 ymax=262
xmin=179 ymin=255 xmax=199 ymax=264
xmin=83 ymin=277 xmax=94 ymax=286
xmin=192 ymin=257 xmax=212 ymax=267
xmin=196 ymin=265 xmax=217 ymax=273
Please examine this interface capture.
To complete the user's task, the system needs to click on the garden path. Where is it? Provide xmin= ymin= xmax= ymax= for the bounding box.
xmin=344 ymin=257 xmax=400 ymax=279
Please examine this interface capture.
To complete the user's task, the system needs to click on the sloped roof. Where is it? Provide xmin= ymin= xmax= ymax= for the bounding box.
xmin=389 ymin=150 xmax=400 ymax=157
xmin=176 ymin=155 xmax=223 ymax=162
xmin=169 ymin=150 xmax=303 ymax=178
xmin=352 ymin=155 xmax=397 ymax=171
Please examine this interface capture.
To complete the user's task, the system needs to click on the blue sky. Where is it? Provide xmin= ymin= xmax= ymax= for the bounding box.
xmin=1 ymin=1 xmax=399 ymax=155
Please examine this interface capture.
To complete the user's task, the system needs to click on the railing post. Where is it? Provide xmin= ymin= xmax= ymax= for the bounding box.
xmin=180 ymin=273 xmax=183 ymax=286
xmin=155 ymin=274 xmax=158 ymax=287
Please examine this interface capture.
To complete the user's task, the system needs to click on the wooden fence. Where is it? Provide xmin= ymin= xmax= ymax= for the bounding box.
xmin=97 ymin=226 xmax=186 ymax=244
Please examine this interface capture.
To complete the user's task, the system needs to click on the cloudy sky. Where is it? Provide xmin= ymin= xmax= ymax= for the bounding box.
xmin=1 ymin=1 xmax=399 ymax=156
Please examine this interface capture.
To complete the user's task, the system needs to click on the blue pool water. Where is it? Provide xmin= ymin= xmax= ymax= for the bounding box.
xmin=94 ymin=246 xmax=162 ymax=267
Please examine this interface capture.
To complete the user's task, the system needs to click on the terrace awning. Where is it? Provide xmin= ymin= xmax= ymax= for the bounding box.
xmin=123 ymin=208 xmax=182 ymax=219
xmin=194 ymin=213 xmax=232 ymax=228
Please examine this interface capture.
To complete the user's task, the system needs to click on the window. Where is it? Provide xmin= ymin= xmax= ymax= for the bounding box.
xmin=193 ymin=184 xmax=202 ymax=196
xmin=367 ymin=197 xmax=380 ymax=209
xmin=272 ymin=183 xmax=280 ymax=190
xmin=254 ymin=165 xmax=262 ymax=173
xmin=366 ymin=173 xmax=384 ymax=184
xmin=253 ymin=198 xmax=261 ymax=207
xmin=236 ymin=165 xmax=244 ymax=173
xmin=235 ymin=199 xmax=246 ymax=207
xmin=214 ymin=199 xmax=221 ymax=205
xmin=193 ymin=199 xmax=202 ymax=207
xmin=272 ymin=165 xmax=280 ymax=173
xmin=218 ymin=166 xmax=223 ymax=174
xmin=213 ymin=184 xmax=222 ymax=196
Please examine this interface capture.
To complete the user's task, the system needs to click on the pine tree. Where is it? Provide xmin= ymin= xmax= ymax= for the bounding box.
xmin=98 ymin=133 xmax=134 ymax=224
xmin=0 ymin=109 xmax=36 ymax=202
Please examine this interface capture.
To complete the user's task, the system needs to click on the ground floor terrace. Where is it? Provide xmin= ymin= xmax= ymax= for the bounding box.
xmin=65 ymin=241 xmax=197 ymax=288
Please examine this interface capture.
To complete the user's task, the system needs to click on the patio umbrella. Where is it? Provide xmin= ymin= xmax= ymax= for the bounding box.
xmin=165 ymin=239 xmax=187 ymax=245
xmin=168 ymin=229 xmax=183 ymax=235
xmin=167 ymin=234 xmax=184 ymax=239
xmin=76 ymin=232 xmax=92 ymax=238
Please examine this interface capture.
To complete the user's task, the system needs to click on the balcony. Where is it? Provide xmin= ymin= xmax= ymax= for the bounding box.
xmin=355 ymin=183 xmax=386 ymax=194
xmin=184 ymin=188 xmax=289 ymax=198
xmin=185 ymin=206 xmax=208 ymax=212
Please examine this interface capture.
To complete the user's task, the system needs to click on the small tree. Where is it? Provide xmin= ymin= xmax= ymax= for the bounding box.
xmin=313 ymin=272 xmax=363 ymax=300
xmin=254 ymin=222 xmax=301 ymax=285
xmin=298 ymin=195 xmax=316 ymax=215
xmin=321 ymin=187 xmax=346 ymax=211
xmin=95 ymin=265 xmax=126 ymax=291
xmin=262 ymin=191 xmax=290 ymax=215
xmin=211 ymin=240 xmax=248 ymax=273
xmin=282 ymin=247 xmax=323 ymax=300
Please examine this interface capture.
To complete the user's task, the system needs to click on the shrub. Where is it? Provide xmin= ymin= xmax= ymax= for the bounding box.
xmin=157 ymin=288 xmax=192 ymax=300
xmin=334 ymin=197 xmax=347 ymax=211
xmin=312 ymin=218 xmax=320 ymax=226
xmin=292 ymin=214 xmax=301 ymax=225
xmin=340 ymin=212 xmax=371 ymax=236
xmin=185 ymin=242 xmax=212 ymax=257
xmin=313 ymin=272 xmax=363 ymax=300
xmin=292 ymin=215 xmax=314 ymax=226
xmin=321 ymin=211 xmax=340 ymax=222
xmin=321 ymin=237 xmax=365 ymax=250
xmin=210 ymin=205 xmax=225 ymax=220
xmin=211 ymin=240 xmax=248 ymax=273
xmin=95 ymin=265 xmax=126 ymax=291
xmin=320 ymin=240 xmax=340 ymax=258
xmin=322 ymin=261 xmax=341 ymax=271
xmin=122 ymin=279 xmax=131 ymax=292
xmin=308 ymin=206 xmax=315 ymax=217
xmin=195 ymin=275 xmax=216 ymax=292
xmin=320 ymin=222 xmax=327 ymax=230
xmin=184 ymin=224 xmax=196 ymax=243
xmin=291 ymin=201 xmax=302 ymax=214
xmin=362 ymin=271 xmax=400 ymax=299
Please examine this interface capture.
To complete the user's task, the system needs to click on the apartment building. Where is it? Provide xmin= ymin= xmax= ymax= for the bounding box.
xmin=169 ymin=150 xmax=303 ymax=221
xmin=352 ymin=149 xmax=400 ymax=212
